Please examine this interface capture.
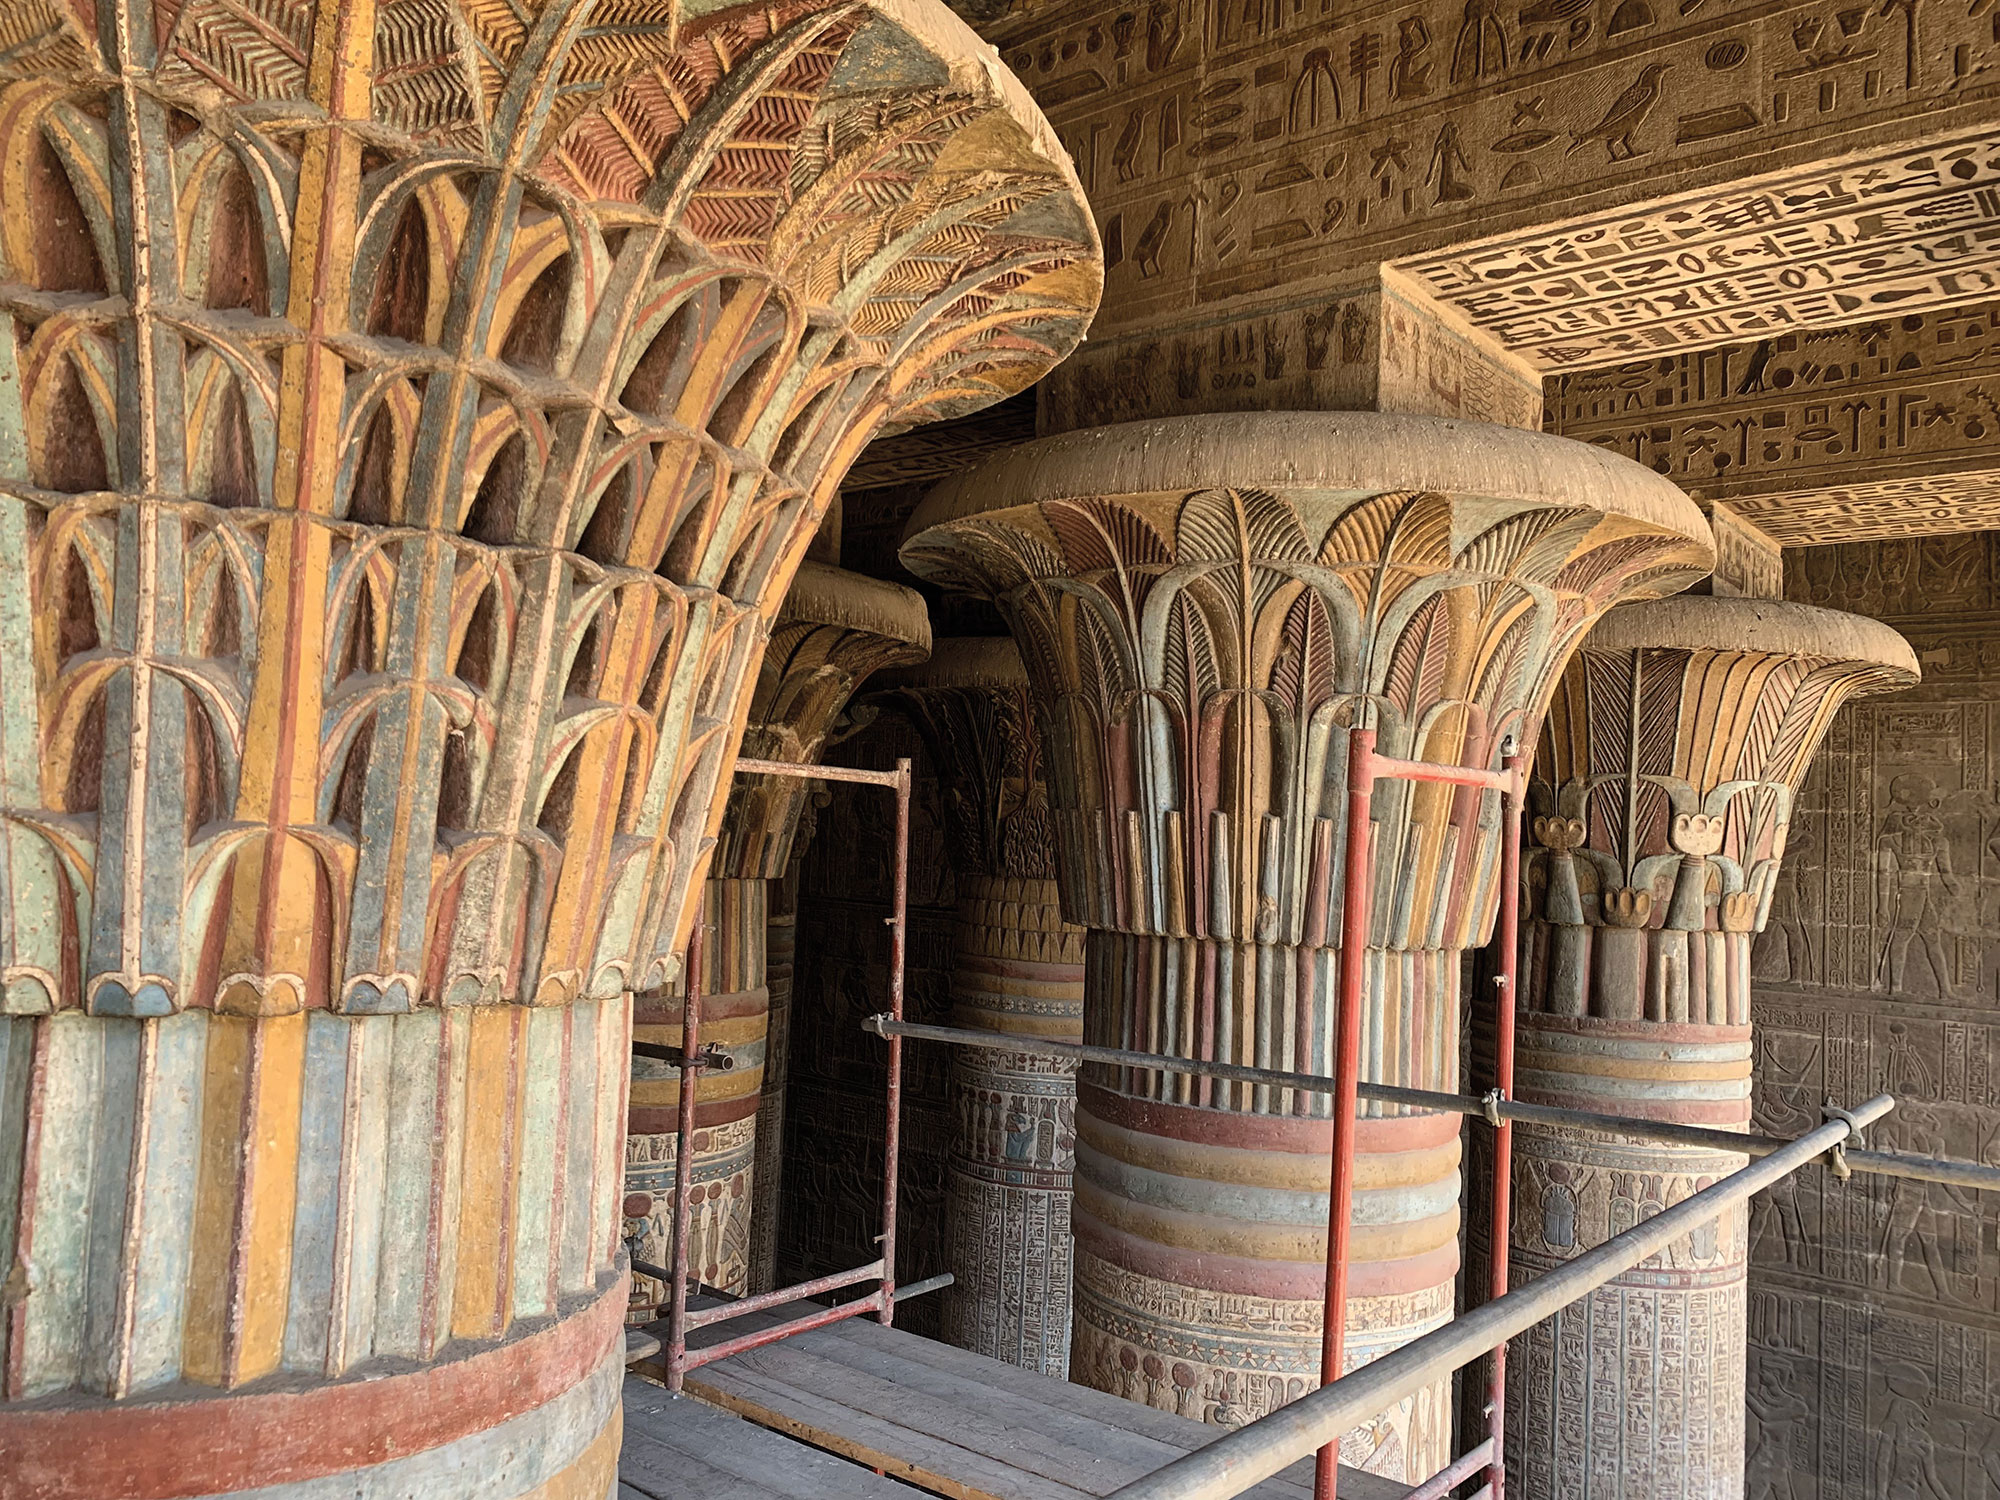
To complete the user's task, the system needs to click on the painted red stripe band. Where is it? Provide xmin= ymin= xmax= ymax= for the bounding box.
xmin=628 ymin=1089 xmax=762 ymax=1134
xmin=632 ymin=985 xmax=770 ymax=1025
xmin=1080 ymin=1080 xmax=1462 ymax=1155
xmin=1074 ymin=1206 xmax=1460 ymax=1301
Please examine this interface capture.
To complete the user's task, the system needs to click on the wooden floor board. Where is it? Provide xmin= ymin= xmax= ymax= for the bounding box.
xmin=633 ymin=1302 xmax=1413 ymax=1500
xmin=621 ymin=1374 xmax=926 ymax=1499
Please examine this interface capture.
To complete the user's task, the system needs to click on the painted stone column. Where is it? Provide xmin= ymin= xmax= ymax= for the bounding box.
xmin=880 ymin=637 xmax=1087 ymax=1375
xmin=629 ymin=565 xmax=929 ymax=1302
xmin=0 ymin=8 xmax=1094 ymax=1495
xmin=901 ymin=412 xmax=1713 ymax=1479
xmin=1504 ymin=597 xmax=1917 ymax=1500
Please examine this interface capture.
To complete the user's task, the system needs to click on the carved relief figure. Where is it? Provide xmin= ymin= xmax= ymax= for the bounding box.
xmin=1875 ymin=1364 xmax=1955 ymax=1500
xmin=1875 ymin=774 xmax=1967 ymax=999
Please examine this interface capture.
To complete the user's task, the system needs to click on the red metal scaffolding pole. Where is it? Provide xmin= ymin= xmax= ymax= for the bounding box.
xmin=1315 ymin=726 xmax=1526 ymax=1500
xmin=663 ymin=914 xmax=705 ymax=1395
xmin=1315 ymin=726 xmax=1377 ymax=1500
xmin=653 ymin=753 xmax=920 ymax=1387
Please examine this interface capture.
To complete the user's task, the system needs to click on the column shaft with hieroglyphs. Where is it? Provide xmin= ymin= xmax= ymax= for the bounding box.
xmin=628 ymin=565 xmax=928 ymax=1302
xmin=0 ymin=5 xmax=1092 ymax=1493
xmin=1500 ymin=597 xmax=1917 ymax=1500
xmin=901 ymin=412 xmax=1713 ymax=1482
xmin=881 ymin=637 xmax=1086 ymax=1375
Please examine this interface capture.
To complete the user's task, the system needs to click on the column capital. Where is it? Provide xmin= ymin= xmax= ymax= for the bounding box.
xmin=876 ymin=636 xmax=1059 ymax=883
xmin=1532 ymin=595 xmax=1919 ymax=1023
xmin=903 ymin=411 xmax=1714 ymax=944
xmin=1506 ymin=596 xmax=1916 ymax=1500
xmin=713 ymin=563 xmax=933 ymax=881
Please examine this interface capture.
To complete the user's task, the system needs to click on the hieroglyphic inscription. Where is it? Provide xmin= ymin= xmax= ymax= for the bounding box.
xmin=1401 ymin=133 xmax=2000 ymax=365
xmin=974 ymin=0 xmax=2000 ymax=355
xmin=1549 ymin=304 xmax=2000 ymax=544
xmin=1745 ymin=534 xmax=2000 ymax=1500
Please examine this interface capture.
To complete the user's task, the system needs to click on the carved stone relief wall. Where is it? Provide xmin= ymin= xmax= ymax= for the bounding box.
xmin=1398 ymin=132 xmax=2000 ymax=368
xmin=964 ymin=0 xmax=2000 ymax=390
xmin=1550 ymin=302 xmax=2000 ymax=544
xmin=1741 ymin=533 xmax=2000 ymax=1500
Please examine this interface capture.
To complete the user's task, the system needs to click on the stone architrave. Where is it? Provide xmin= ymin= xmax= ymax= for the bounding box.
xmin=900 ymin=411 xmax=1712 ymax=1480
xmin=878 ymin=636 xmax=1087 ymax=1376
xmin=0 ymin=5 xmax=1094 ymax=1494
xmin=628 ymin=564 xmax=930 ymax=1303
xmin=1503 ymin=597 xmax=1918 ymax=1500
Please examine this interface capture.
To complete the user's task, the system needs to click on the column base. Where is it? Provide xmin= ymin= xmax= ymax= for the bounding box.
xmin=0 ymin=1275 xmax=625 ymax=1500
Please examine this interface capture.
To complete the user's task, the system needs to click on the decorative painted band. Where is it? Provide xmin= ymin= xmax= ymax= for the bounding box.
xmin=1073 ymin=1144 xmax=1459 ymax=1248
xmin=1512 ymin=1013 xmax=1757 ymax=1049
xmin=0 ymin=1275 xmax=626 ymax=1500
xmin=631 ymin=987 xmax=773 ymax=1025
xmin=627 ymin=1088 xmax=765 ymax=1134
xmin=1502 ymin=1085 xmax=1754 ymax=1127
xmin=1072 ymin=1192 xmax=1461 ymax=1301
xmin=952 ymin=952 xmax=1089 ymax=989
xmin=1076 ymin=1096 xmax=1460 ymax=1194
xmin=1080 ymin=1080 xmax=1459 ymax=1156
xmin=628 ymin=982 xmax=770 ymax=1126
xmin=1512 ymin=1012 xmax=1754 ymax=1124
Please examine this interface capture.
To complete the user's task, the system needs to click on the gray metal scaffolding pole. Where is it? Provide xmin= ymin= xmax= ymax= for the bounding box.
xmin=1099 ymin=1094 xmax=1895 ymax=1500
xmin=863 ymin=1015 xmax=2000 ymax=1194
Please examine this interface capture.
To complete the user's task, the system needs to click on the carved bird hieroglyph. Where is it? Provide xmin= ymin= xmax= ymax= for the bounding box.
xmin=1567 ymin=62 xmax=1669 ymax=161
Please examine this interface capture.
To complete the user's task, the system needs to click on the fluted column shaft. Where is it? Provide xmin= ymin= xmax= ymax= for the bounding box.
xmin=1502 ymin=597 xmax=1917 ymax=1500
xmin=901 ymin=412 xmax=1713 ymax=1480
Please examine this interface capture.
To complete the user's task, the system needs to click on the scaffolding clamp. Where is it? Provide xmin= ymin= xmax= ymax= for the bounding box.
xmin=630 ymin=1038 xmax=734 ymax=1070
xmin=1822 ymin=1097 xmax=1863 ymax=1179
xmin=1481 ymin=1088 xmax=1507 ymax=1129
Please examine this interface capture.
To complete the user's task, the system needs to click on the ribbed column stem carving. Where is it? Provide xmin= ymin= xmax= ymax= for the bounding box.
xmin=902 ymin=413 xmax=1713 ymax=1481
xmin=1502 ymin=597 xmax=1917 ymax=1500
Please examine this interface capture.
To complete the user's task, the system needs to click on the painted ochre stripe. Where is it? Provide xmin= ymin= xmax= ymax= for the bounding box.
xmin=1076 ymin=1107 xmax=1461 ymax=1195
xmin=1073 ymin=1213 xmax=1462 ymax=1302
xmin=1074 ymin=1138 xmax=1461 ymax=1230
xmin=1071 ymin=1174 xmax=1460 ymax=1267
xmin=1080 ymin=1080 xmax=1461 ymax=1155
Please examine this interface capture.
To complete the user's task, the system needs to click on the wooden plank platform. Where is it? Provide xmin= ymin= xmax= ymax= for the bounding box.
xmin=622 ymin=1375 xmax=928 ymax=1498
xmin=629 ymin=1304 xmax=1411 ymax=1500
